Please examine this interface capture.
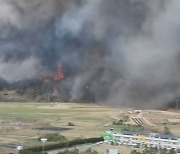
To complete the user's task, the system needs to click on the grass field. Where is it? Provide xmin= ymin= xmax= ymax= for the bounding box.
xmin=0 ymin=102 xmax=124 ymax=153
xmin=0 ymin=102 xmax=179 ymax=154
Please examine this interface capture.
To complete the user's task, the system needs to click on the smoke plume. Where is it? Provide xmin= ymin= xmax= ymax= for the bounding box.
xmin=0 ymin=0 xmax=180 ymax=108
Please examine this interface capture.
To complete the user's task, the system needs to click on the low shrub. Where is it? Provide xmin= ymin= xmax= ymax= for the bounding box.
xmin=68 ymin=122 xmax=75 ymax=126
xmin=38 ymin=133 xmax=67 ymax=142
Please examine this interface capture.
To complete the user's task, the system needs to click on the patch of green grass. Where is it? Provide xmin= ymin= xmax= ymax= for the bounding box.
xmin=75 ymin=117 xmax=103 ymax=122
xmin=109 ymin=124 xmax=144 ymax=132
xmin=0 ymin=104 xmax=73 ymax=120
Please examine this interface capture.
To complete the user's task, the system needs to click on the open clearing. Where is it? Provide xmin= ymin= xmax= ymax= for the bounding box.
xmin=0 ymin=102 xmax=179 ymax=153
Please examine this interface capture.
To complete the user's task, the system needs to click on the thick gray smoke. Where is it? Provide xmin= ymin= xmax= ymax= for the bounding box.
xmin=0 ymin=0 xmax=180 ymax=108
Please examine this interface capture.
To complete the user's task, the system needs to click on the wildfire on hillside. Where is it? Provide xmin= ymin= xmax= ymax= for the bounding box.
xmin=54 ymin=64 xmax=65 ymax=81
xmin=40 ymin=64 xmax=65 ymax=84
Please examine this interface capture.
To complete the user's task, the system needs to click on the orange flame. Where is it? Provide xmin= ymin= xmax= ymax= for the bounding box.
xmin=40 ymin=64 xmax=65 ymax=83
xmin=54 ymin=64 xmax=65 ymax=81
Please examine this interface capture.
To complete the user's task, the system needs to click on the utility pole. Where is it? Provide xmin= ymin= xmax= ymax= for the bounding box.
xmin=41 ymin=138 xmax=47 ymax=154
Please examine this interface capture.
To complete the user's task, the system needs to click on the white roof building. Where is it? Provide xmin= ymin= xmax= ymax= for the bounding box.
xmin=103 ymin=131 xmax=180 ymax=150
xmin=107 ymin=149 xmax=119 ymax=154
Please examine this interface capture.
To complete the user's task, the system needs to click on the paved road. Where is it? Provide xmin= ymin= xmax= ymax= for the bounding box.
xmin=47 ymin=143 xmax=98 ymax=154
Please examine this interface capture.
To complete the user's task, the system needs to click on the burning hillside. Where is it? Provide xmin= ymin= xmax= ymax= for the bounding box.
xmin=40 ymin=64 xmax=65 ymax=83
xmin=0 ymin=0 xmax=180 ymax=108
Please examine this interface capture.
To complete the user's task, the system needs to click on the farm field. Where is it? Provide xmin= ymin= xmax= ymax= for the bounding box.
xmin=0 ymin=102 xmax=179 ymax=154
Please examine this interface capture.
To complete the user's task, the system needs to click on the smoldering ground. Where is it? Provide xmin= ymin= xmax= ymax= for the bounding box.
xmin=0 ymin=0 xmax=180 ymax=108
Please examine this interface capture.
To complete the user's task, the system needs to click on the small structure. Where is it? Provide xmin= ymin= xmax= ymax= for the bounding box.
xmin=106 ymin=149 xmax=119 ymax=154
xmin=17 ymin=146 xmax=23 ymax=151
xmin=134 ymin=110 xmax=142 ymax=114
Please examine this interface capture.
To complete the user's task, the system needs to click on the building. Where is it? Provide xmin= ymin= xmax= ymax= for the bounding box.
xmin=106 ymin=149 xmax=119 ymax=154
xmin=103 ymin=131 xmax=180 ymax=150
